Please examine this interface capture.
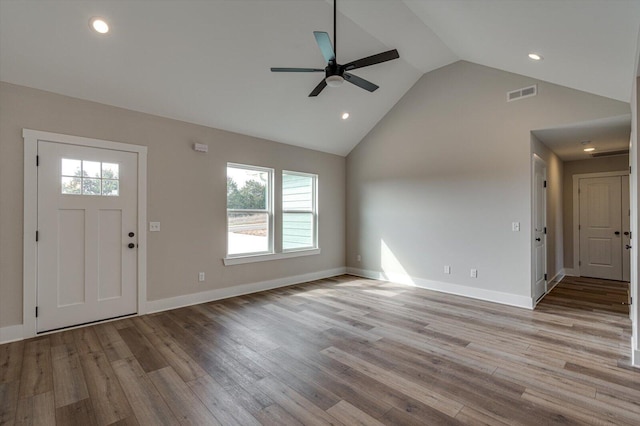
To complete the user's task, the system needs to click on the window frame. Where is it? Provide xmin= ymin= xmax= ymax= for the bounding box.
xmin=282 ymin=170 xmax=318 ymax=252
xmin=226 ymin=162 xmax=274 ymax=258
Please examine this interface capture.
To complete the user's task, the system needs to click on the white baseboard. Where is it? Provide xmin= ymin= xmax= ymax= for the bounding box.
xmin=562 ymin=268 xmax=577 ymax=276
xmin=0 ymin=324 xmax=24 ymax=345
xmin=145 ymin=267 xmax=347 ymax=314
xmin=346 ymin=267 xmax=533 ymax=309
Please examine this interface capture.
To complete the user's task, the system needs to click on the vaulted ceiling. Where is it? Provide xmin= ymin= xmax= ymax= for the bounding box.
xmin=1 ymin=0 xmax=639 ymax=156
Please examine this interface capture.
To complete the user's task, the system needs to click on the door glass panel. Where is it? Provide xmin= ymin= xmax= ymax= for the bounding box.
xmin=62 ymin=159 xmax=82 ymax=177
xmin=83 ymin=178 xmax=101 ymax=195
xmin=61 ymin=177 xmax=82 ymax=194
xmin=102 ymin=180 xmax=119 ymax=196
xmin=83 ymin=161 xmax=102 ymax=178
xmin=102 ymin=163 xmax=119 ymax=179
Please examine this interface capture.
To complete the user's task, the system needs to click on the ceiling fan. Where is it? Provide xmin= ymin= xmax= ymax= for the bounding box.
xmin=270 ymin=0 xmax=400 ymax=97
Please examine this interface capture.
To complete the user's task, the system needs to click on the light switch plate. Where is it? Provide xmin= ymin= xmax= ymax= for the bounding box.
xmin=512 ymin=222 xmax=520 ymax=232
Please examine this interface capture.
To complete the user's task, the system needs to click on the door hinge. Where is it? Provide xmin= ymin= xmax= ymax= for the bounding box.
xmin=36 ymin=231 xmax=39 ymax=242
xmin=35 ymin=306 xmax=38 ymax=317
xmin=544 ymin=227 xmax=547 ymax=234
xmin=36 ymin=155 xmax=39 ymax=167
xmin=579 ymin=260 xmax=582 ymax=266
xmin=544 ymin=273 xmax=548 ymax=281
xmin=578 ymin=224 xmax=581 ymax=230
xmin=543 ymin=180 xmax=547 ymax=188
xmin=630 ymin=166 xmax=632 ymax=174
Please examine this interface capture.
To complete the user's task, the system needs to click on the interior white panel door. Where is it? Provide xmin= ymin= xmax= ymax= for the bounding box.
xmin=533 ymin=157 xmax=547 ymax=301
xmin=579 ymin=176 xmax=622 ymax=281
xmin=37 ymin=141 xmax=138 ymax=332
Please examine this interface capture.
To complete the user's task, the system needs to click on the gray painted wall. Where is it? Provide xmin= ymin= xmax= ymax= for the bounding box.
xmin=346 ymin=61 xmax=629 ymax=302
xmin=0 ymin=82 xmax=346 ymax=329
xmin=562 ymin=155 xmax=630 ymax=269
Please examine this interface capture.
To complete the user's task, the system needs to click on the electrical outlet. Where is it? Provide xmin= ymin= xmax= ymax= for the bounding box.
xmin=198 ymin=272 xmax=205 ymax=282
xmin=512 ymin=222 xmax=520 ymax=232
xmin=356 ymin=254 xmax=361 ymax=262
xmin=149 ymin=222 xmax=161 ymax=232
xmin=444 ymin=265 xmax=451 ymax=274
xmin=470 ymin=269 xmax=478 ymax=278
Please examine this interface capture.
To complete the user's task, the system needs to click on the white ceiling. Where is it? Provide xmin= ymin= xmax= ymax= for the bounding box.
xmin=1 ymin=0 xmax=639 ymax=156
xmin=533 ymin=115 xmax=631 ymax=161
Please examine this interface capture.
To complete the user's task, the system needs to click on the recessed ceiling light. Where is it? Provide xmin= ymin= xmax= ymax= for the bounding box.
xmin=528 ymin=53 xmax=543 ymax=61
xmin=341 ymin=112 xmax=349 ymax=120
xmin=584 ymin=147 xmax=595 ymax=152
xmin=90 ymin=17 xmax=109 ymax=34
xmin=580 ymin=140 xmax=591 ymax=145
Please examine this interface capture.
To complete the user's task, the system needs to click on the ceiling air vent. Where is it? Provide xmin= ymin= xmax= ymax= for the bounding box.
xmin=507 ymin=84 xmax=537 ymax=102
xmin=590 ymin=150 xmax=629 ymax=158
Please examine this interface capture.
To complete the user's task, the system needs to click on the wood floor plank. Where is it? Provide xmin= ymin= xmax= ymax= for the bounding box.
xmin=254 ymin=404 xmax=304 ymax=426
xmin=117 ymin=327 xmax=168 ymax=373
xmin=79 ymin=351 xmax=133 ymax=425
xmin=188 ymin=373 xmax=261 ymax=426
xmin=111 ymin=357 xmax=178 ymax=426
xmin=326 ymin=400 xmax=386 ymax=426
xmin=0 ymin=380 xmax=19 ymax=425
xmin=54 ymin=398 xmax=98 ymax=426
xmin=0 ymin=341 xmax=24 ymax=384
xmin=93 ymin=323 xmax=133 ymax=362
xmin=51 ymin=343 xmax=89 ymax=408
xmin=254 ymin=377 xmax=344 ymax=426
xmin=18 ymin=338 xmax=53 ymax=398
xmin=147 ymin=366 xmax=221 ymax=425
xmin=14 ymin=390 xmax=56 ymax=426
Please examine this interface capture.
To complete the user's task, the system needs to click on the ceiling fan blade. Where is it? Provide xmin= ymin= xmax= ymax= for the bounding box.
xmin=313 ymin=31 xmax=335 ymax=63
xmin=343 ymin=73 xmax=379 ymax=92
xmin=309 ymin=79 xmax=327 ymax=97
xmin=271 ymin=67 xmax=324 ymax=72
xmin=343 ymin=49 xmax=399 ymax=71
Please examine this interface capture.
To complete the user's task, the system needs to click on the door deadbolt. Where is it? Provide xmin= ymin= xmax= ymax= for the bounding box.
xmin=129 ymin=232 xmax=135 ymax=238
xmin=128 ymin=243 xmax=135 ymax=249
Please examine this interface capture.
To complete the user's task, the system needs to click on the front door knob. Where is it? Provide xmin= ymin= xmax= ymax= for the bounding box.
xmin=614 ymin=231 xmax=621 ymax=235
xmin=536 ymin=238 xmax=541 ymax=242
xmin=129 ymin=232 xmax=135 ymax=238
xmin=626 ymin=245 xmax=632 ymax=250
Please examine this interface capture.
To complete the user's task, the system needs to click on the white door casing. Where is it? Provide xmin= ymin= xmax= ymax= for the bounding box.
xmin=579 ymin=176 xmax=624 ymax=280
xmin=533 ymin=155 xmax=547 ymax=302
xmin=23 ymin=129 xmax=147 ymax=338
xmin=37 ymin=141 xmax=138 ymax=332
xmin=622 ymin=176 xmax=631 ymax=283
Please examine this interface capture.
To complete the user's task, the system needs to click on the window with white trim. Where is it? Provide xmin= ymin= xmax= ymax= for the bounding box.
xmin=282 ymin=171 xmax=317 ymax=251
xmin=227 ymin=164 xmax=273 ymax=256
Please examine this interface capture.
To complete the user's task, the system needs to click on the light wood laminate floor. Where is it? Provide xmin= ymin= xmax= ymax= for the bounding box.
xmin=1 ymin=274 xmax=638 ymax=425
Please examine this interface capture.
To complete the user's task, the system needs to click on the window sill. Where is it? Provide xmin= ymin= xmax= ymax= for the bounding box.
xmin=223 ymin=248 xmax=321 ymax=266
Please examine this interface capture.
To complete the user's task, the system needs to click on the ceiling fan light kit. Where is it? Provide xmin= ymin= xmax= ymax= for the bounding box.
xmin=270 ymin=0 xmax=400 ymax=97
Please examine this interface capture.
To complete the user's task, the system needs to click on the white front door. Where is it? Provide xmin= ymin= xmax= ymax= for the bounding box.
xmin=37 ymin=141 xmax=138 ymax=332
xmin=533 ymin=156 xmax=547 ymax=301
xmin=579 ymin=176 xmax=623 ymax=281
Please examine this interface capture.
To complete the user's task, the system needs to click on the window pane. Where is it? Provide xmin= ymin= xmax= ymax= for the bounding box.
xmin=61 ymin=177 xmax=82 ymax=194
xmin=61 ymin=159 xmax=82 ymax=177
xmin=227 ymin=166 xmax=268 ymax=210
xmin=102 ymin=180 xmax=119 ymax=196
xmin=102 ymin=163 xmax=119 ymax=179
xmin=83 ymin=161 xmax=101 ymax=178
xmin=283 ymin=173 xmax=313 ymax=211
xmin=228 ymin=212 xmax=269 ymax=254
xmin=283 ymin=212 xmax=314 ymax=250
xmin=83 ymin=178 xmax=101 ymax=195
